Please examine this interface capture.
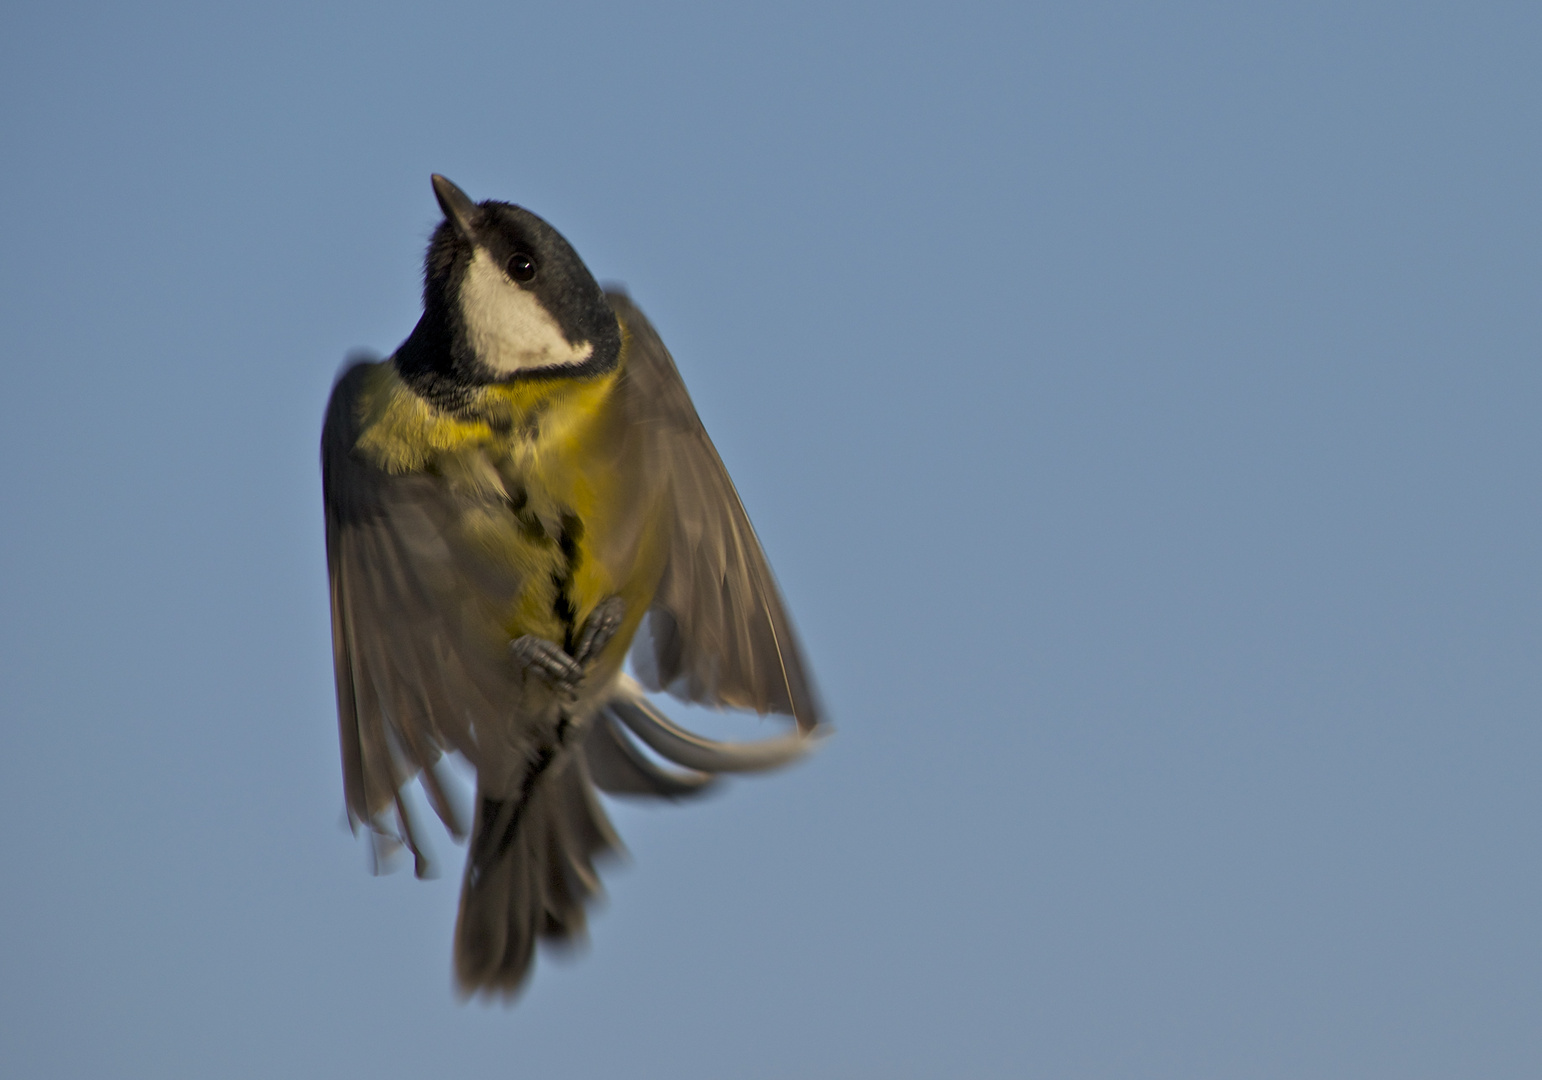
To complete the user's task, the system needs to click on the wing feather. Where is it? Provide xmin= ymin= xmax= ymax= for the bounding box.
xmin=323 ymin=361 xmax=512 ymax=835
xmin=609 ymin=292 xmax=824 ymax=732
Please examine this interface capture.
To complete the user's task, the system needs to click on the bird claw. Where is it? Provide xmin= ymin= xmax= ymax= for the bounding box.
xmin=573 ymin=596 xmax=626 ymax=667
xmin=509 ymin=635 xmax=583 ymax=692
xmin=508 ymin=597 xmax=626 ymax=697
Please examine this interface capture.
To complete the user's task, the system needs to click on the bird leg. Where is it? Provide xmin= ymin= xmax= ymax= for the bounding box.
xmin=508 ymin=596 xmax=627 ymax=696
xmin=572 ymin=595 xmax=626 ymax=667
xmin=508 ymin=635 xmax=584 ymax=692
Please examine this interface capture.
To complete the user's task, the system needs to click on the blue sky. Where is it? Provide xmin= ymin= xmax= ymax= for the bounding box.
xmin=2 ymin=3 xmax=1540 ymax=1077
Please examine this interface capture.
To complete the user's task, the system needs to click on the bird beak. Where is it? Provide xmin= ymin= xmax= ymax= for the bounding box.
xmin=431 ymin=174 xmax=478 ymax=240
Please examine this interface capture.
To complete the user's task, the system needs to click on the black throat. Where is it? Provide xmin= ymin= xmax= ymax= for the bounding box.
xmin=391 ymin=306 xmax=480 ymax=414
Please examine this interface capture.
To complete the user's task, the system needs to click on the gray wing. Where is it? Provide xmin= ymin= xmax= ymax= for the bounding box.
xmin=609 ymin=292 xmax=825 ymax=733
xmin=323 ymin=360 xmax=516 ymax=866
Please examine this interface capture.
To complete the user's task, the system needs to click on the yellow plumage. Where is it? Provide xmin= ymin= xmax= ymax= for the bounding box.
xmin=351 ymin=326 xmax=658 ymax=682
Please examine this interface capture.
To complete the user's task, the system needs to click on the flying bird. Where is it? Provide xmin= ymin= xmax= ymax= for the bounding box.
xmin=321 ymin=175 xmax=825 ymax=996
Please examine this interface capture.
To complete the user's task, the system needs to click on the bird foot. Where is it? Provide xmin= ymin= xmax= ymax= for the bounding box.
xmin=573 ymin=596 xmax=626 ymax=666
xmin=509 ymin=635 xmax=583 ymax=693
xmin=508 ymin=596 xmax=626 ymax=697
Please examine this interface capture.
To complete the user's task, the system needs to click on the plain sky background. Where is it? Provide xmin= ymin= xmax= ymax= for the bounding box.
xmin=2 ymin=2 xmax=1539 ymax=1077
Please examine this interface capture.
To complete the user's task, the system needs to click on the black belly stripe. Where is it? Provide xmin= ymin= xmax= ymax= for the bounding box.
xmin=501 ymin=486 xmax=584 ymax=652
xmin=468 ymin=511 xmax=587 ymax=885
xmin=553 ymin=512 xmax=584 ymax=655
xmin=503 ymin=484 xmax=549 ymax=544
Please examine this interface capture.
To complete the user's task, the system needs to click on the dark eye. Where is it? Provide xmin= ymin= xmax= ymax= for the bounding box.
xmin=506 ymin=251 xmax=537 ymax=282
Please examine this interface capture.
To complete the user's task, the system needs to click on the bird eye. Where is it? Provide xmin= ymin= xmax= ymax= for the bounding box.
xmin=506 ymin=252 xmax=537 ymax=282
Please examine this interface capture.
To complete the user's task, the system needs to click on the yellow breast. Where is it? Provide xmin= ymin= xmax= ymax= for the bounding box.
xmin=351 ymin=346 xmax=657 ymax=668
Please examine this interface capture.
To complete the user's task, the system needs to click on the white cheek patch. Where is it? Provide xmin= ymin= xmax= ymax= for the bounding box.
xmin=459 ymin=248 xmax=594 ymax=374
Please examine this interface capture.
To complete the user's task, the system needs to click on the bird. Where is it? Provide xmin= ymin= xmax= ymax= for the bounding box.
xmin=321 ymin=174 xmax=825 ymax=997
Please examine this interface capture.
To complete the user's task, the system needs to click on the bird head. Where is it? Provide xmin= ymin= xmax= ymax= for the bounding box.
xmin=420 ymin=174 xmax=621 ymax=387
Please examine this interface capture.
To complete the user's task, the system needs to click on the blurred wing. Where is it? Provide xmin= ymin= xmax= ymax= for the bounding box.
xmin=609 ymin=292 xmax=824 ymax=732
xmin=322 ymin=361 xmax=507 ymax=854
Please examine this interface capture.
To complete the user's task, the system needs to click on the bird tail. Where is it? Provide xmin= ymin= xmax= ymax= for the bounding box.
xmin=452 ymin=751 xmax=618 ymax=997
xmin=450 ymin=678 xmax=820 ymax=997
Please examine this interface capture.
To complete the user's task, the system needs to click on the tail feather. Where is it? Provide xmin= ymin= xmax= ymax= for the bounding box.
xmin=453 ymin=751 xmax=619 ymax=996
xmin=583 ymin=707 xmax=718 ymax=799
xmin=448 ymin=681 xmax=822 ymax=998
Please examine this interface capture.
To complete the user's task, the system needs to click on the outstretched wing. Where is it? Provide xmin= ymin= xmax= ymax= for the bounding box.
xmin=609 ymin=292 xmax=824 ymax=733
xmin=322 ymin=360 xmax=516 ymax=862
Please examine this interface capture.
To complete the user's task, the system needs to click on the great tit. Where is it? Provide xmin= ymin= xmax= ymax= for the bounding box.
xmin=322 ymin=175 xmax=825 ymax=997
